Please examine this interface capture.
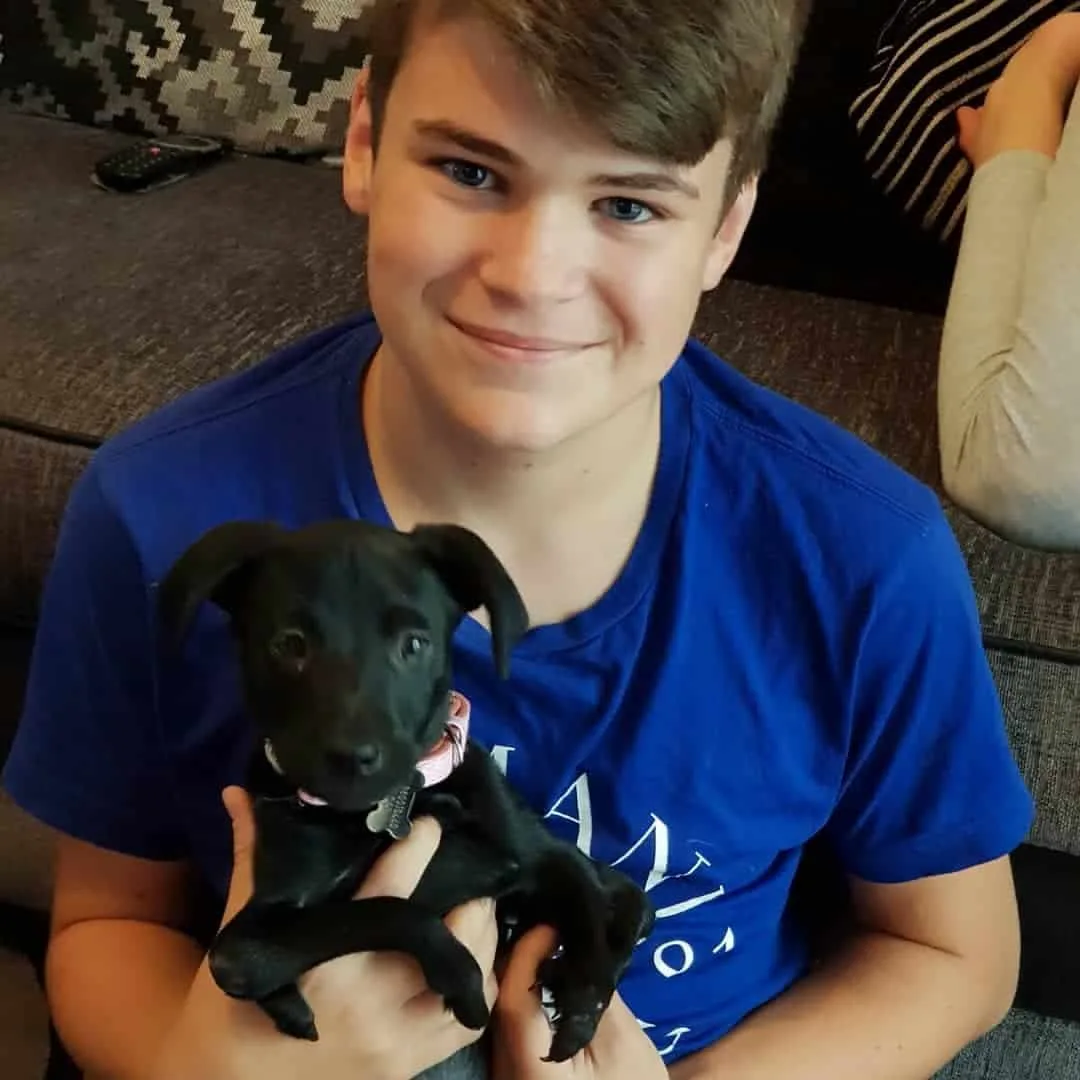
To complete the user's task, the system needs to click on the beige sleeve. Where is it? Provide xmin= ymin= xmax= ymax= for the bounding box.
xmin=938 ymin=87 xmax=1080 ymax=551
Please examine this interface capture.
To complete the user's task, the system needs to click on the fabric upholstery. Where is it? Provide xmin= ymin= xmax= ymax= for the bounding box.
xmin=0 ymin=946 xmax=48 ymax=1080
xmin=0 ymin=112 xmax=364 ymax=624
xmin=937 ymin=1008 xmax=1080 ymax=1078
xmin=849 ymin=0 xmax=1080 ymax=243
xmin=0 ymin=1 xmax=373 ymax=155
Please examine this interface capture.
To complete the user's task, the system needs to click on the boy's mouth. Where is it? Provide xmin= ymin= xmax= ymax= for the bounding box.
xmin=449 ymin=316 xmax=591 ymax=354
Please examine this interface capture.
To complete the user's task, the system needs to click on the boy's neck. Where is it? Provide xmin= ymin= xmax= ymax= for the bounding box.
xmin=361 ymin=347 xmax=662 ymax=626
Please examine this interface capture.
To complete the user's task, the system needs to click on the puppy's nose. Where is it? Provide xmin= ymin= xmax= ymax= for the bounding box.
xmin=326 ymin=742 xmax=384 ymax=779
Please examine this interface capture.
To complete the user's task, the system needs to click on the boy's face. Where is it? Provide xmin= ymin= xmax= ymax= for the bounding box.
xmin=344 ymin=11 xmax=757 ymax=454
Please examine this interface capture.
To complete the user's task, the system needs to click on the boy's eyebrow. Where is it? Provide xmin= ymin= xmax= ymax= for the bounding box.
xmin=414 ymin=119 xmax=520 ymax=166
xmin=412 ymin=119 xmax=701 ymax=200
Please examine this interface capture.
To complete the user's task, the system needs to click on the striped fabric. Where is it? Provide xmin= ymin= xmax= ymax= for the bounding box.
xmin=849 ymin=0 xmax=1080 ymax=243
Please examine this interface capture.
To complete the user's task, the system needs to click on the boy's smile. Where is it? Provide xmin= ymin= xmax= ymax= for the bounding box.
xmin=446 ymin=314 xmax=602 ymax=363
xmin=343 ymin=8 xmax=758 ymax=457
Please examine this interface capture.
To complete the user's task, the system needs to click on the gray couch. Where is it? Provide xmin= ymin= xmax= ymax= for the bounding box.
xmin=2 ymin=2 xmax=1079 ymax=1078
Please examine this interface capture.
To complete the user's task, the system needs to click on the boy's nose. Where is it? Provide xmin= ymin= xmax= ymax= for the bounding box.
xmin=478 ymin=206 xmax=588 ymax=304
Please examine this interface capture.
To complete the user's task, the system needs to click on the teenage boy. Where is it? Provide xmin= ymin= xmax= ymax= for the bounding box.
xmin=2 ymin=3 xmax=1034 ymax=1079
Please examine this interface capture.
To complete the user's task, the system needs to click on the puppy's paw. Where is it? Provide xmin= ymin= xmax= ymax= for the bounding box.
xmin=261 ymin=985 xmax=319 ymax=1041
xmin=604 ymin=876 xmax=656 ymax=959
xmin=208 ymin=938 xmax=257 ymax=1000
xmin=535 ymin=953 xmax=613 ymax=1063
xmin=419 ymin=937 xmax=492 ymax=1028
xmin=544 ymin=1008 xmax=605 ymax=1064
xmin=440 ymin=967 xmax=491 ymax=1031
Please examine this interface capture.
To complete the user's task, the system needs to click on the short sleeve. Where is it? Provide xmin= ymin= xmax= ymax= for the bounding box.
xmin=1 ymin=460 xmax=186 ymax=860
xmin=824 ymin=513 xmax=1035 ymax=884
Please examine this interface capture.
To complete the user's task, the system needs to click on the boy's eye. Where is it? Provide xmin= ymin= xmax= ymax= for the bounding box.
xmin=433 ymin=158 xmax=660 ymax=223
xmin=600 ymin=196 xmax=656 ymax=224
xmin=438 ymin=159 xmax=495 ymax=189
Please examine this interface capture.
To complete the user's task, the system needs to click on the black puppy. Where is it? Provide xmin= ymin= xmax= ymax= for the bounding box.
xmin=159 ymin=518 xmax=655 ymax=1074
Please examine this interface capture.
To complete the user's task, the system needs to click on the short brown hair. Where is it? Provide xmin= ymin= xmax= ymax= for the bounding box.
xmin=364 ymin=0 xmax=808 ymax=204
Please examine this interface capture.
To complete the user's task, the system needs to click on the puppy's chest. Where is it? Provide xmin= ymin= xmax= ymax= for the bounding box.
xmin=251 ymin=798 xmax=389 ymax=907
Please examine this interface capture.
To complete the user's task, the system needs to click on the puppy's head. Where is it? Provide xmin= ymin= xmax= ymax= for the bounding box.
xmin=159 ymin=518 xmax=528 ymax=811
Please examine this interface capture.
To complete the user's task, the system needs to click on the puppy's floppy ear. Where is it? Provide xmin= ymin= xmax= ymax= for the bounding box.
xmin=410 ymin=523 xmax=529 ymax=678
xmin=158 ymin=520 xmax=285 ymax=641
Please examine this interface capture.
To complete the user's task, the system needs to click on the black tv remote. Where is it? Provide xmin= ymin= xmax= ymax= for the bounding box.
xmin=92 ymin=134 xmax=229 ymax=193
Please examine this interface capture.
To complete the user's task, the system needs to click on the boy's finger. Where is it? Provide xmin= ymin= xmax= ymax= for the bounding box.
xmin=221 ymin=785 xmax=256 ymax=921
xmin=492 ymin=924 xmax=561 ymax=1063
xmin=355 ymin=815 xmax=443 ymax=900
xmin=445 ymin=896 xmax=499 ymax=973
xmin=495 ymin=923 xmax=559 ymax=1016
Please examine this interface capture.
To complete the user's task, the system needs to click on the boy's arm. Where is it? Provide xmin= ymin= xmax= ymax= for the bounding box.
xmin=0 ymin=462 xmax=216 ymax=1080
xmin=673 ymin=510 xmax=1032 ymax=1079
xmin=668 ymin=855 xmax=1020 ymax=1080
xmin=46 ymin=837 xmax=206 ymax=1080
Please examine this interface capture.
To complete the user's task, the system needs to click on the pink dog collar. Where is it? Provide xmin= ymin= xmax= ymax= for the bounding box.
xmin=416 ymin=690 xmax=470 ymax=787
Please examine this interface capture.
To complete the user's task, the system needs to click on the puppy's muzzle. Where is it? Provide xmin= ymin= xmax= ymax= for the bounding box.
xmin=325 ymin=741 xmax=384 ymax=780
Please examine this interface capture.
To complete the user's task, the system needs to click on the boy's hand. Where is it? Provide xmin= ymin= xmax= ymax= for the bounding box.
xmin=491 ymin=925 xmax=668 ymax=1080
xmin=158 ymin=786 xmax=498 ymax=1080
xmin=957 ymin=12 xmax=1080 ymax=169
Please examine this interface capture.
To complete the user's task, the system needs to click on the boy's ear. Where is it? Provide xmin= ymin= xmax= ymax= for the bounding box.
xmin=343 ymin=65 xmax=374 ymax=216
xmin=702 ymin=175 xmax=759 ymax=292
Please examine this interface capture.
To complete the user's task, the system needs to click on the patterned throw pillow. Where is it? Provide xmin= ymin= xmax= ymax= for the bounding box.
xmin=0 ymin=1 xmax=374 ymax=156
xmin=849 ymin=0 xmax=1080 ymax=244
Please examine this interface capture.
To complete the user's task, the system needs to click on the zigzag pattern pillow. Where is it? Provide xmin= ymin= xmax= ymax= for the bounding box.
xmin=850 ymin=0 xmax=1080 ymax=243
xmin=0 ymin=1 xmax=374 ymax=155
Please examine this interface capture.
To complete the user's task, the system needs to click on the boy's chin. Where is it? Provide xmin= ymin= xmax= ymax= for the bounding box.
xmin=444 ymin=393 xmax=585 ymax=457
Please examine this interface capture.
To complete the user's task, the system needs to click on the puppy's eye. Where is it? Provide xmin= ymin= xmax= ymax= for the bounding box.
xmin=399 ymin=631 xmax=431 ymax=661
xmin=270 ymin=628 xmax=309 ymax=671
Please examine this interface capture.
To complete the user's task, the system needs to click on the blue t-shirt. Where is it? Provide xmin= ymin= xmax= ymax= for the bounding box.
xmin=2 ymin=310 xmax=1033 ymax=1063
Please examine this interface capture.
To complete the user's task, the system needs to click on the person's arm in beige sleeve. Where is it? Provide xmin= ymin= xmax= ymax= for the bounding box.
xmin=939 ymin=13 xmax=1080 ymax=550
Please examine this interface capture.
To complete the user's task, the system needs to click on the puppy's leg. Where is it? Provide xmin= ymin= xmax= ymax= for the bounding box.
xmin=518 ymin=848 xmax=624 ymax=1063
xmin=259 ymin=985 xmax=318 ymax=1041
xmin=595 ymin=862 xmax=657 ymax=978
xmin=209 ymin=895 xmax=490 ymax=1031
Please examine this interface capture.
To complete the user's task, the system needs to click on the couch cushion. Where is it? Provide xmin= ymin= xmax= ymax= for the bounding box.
xmin=0 ymin=946 xmax=49 ymax=1080
xmin=0 ymin=794 xmax=54 ymax=912
xmin=0 ymin=110 xmax=365 ymax=627
xmin=0 ymin=1 xmax=373 ymax=156
xmin=935 ymin=1008 xmax=1080 ymax=1079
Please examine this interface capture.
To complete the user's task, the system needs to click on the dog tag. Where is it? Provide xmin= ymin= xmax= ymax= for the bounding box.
xmin=365 ymin=782 xmax=418 ymax=839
